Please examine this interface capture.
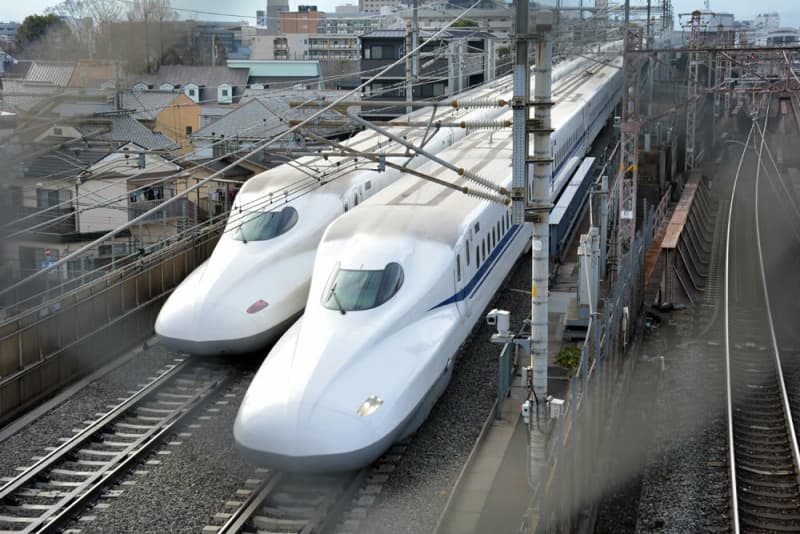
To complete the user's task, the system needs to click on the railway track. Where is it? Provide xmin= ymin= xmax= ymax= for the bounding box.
xmin=725 ymin=104 xmax=800 ymax=532
xmin=206 ymin=469 xmax=365 ymax=533
xmin=0 ymin=358 xmax=230 ymax=532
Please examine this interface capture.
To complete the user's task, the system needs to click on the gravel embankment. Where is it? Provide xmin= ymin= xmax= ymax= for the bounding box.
xmin=348 ymin=254 xmax=534 ymax=534
xmin=76 ymin=369 xmax=256 ymax=533
xmin=0 ymin=343 xmax=180 ymax=481
xmin=635 ymin=307 xmax=729 ymax=533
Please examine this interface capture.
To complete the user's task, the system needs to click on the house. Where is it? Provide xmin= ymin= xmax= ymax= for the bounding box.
xmin=1 ymin=112 xmax=180 ymax=291
xmin=359 ymin=29 xmax=495 ymax=120
xmin=121 ymin=91 xmax=201 ymax=153
xmin=226 ymin=59 xmax=322 ymax=89
xmin=128 ymin=65 xmax=250 ymax=105
xmin=190 ymin=93 xmax=357 ymax=168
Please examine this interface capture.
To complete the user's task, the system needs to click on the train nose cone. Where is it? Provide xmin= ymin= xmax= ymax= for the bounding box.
xmin=156 ymin=292 xmax=286 ymax=355
xmin=233 ymin=402 xmax=388 ymax=472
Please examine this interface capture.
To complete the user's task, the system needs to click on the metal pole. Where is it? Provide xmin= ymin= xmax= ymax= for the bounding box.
xmin=598 ymin=174 xmax=609 ymax=280
xmin=531 ymin=9 xmax=554 ymax=400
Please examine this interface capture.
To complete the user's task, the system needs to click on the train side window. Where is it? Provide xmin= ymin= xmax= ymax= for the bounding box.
xmin=365 ymin=180 xmax=372 ymax=191
xmin=483 ymin=240 xmax=487 ymax=259
xmin=456 ymin=255 xmax=461 ymax=282
xmin=476 ymin=246 xmax=480 ymax=267
xmin=466 ymin=242 xmax=470 ymax=266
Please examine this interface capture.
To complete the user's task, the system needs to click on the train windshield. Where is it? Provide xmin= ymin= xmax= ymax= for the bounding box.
xmin=323 ymin=262 xmax=404 ymax=312
xmin=234 ymin=207 xmax=298 ymax=242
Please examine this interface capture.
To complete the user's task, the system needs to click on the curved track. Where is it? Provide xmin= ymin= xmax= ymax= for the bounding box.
xmin=725 ymin=101 xmax=800 ymax=532
xmin=0 ymin=358 xmax=230 ymax=533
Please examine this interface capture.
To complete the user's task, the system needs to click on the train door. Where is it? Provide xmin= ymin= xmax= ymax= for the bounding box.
xmin=454 ymin=237 xmax=472 ymax=319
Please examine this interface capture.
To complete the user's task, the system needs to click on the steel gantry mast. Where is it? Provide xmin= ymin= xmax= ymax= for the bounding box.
xmin=685 ymin=10 xmax=702 ymax=171
xmin=616 ymin=12 xmax=643 ymax=261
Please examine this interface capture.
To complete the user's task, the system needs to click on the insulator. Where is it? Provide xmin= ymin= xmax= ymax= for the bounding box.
xmin=458 ymin=120 xmax=512 ymax=130
xmin=450 ymin=98 xmax=508 ymax=109
xmin=464 ymin=187 xmax=510 ymax=205
xmin=457 ymin=168 xmax=506 ymax=196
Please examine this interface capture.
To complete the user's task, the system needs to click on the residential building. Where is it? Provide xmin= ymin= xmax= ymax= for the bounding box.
xmin=359 ymin=0 xmax=405 ymax=15
xmin=755 ymin=12 xmax=780 ymax=32
xmin=280 ymin=6 xmax=324 ymax=34
xmin=271 ymin=34 xmax=311 ymax=60
xmin=267 ymin=0 xmax=291 ymax=34
xmin=191 ymin=92 xmax=358 ymax=166
xmin=128 ymin=65 xmax=250 ymax=105
xmin=336 ymin=4 xmax=359 ymax=15
xmin=317 ymin=15 xmax=381 ymax=35
xmin=1 ymin=113 xmax=181 ymax=290
xmin=0 ymin=22 xmax=19 ymax=46
xmin=308 ymin=35 xmax=360 ymax=60
xmin=121 ymin=91 xmax=201 ymax=154
xmin=400 ymin=7 xmax=514 ymax=44
xmin=226 ymin=59 xmax=322 ymax=89
xmin=359 ymin=29 xmax=494 ymax=120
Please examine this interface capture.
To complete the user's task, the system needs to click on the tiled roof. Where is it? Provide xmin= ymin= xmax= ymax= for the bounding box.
xmin=120 ymin=91 xmax=181 ymax=121
xmin=24 ymin=61 xmax=75 ymax=86
xmin=21 ymin=145 xmax=108 ymax=180
xmin=104 ymin=116 xmax=177 ymax=151
xmin=128 ymin=65 xmax=250 ymax=90
xmin=51 ymin=101 xmax=115 ymax=117
xmin=193 ymin=94 xmax=351 ymax=140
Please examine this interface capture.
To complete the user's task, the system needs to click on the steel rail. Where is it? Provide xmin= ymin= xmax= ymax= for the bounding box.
xmin=212 ymin=470 xmax=366 ymax=534
xmin=724 ymin=118 xmax=755 ymax=534
xmin=725 ymin=97 xmax=800 ymax=532
xmin=0 ymin=359 xmax=232 ymax=533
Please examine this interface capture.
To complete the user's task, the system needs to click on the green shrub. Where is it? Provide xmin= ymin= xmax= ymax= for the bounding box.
xmin=555 ymin=345 xmax=582 ymax=375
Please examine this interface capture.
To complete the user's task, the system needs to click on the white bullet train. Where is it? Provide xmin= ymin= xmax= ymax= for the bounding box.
xmin=234 ymin=57 xmax=623 ymax=471
xmin=154 ymin=55 xmax=604 ymax=356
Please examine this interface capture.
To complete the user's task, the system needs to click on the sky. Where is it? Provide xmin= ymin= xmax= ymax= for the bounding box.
xmin=2 ymin=0 xmax=799 ymax=28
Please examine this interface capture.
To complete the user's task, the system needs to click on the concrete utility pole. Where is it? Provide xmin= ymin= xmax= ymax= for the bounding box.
xmin=405 ymin=0 xmax=418 ymax=115
xmin=530 ymin=10 xmax=554 ymax=400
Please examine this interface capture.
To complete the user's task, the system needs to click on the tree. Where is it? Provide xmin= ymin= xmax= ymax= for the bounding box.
xmin=126 ymin=0 xmax=177 ymax=72
xmin=213 ymin=36 xmax=228 ymax=66
xmin=15 ymin=14 xmax=68 ymax=54
xmin=452 ymin=19 xmax=479 ymax=28
xmin=48 ymin=0 xmax=124 ymax=58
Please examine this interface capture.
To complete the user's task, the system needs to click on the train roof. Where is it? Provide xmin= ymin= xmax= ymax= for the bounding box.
xmin=325 ymin=58 xmax=622 ymax=244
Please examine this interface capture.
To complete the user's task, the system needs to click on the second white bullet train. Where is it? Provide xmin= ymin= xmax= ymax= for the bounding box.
xmin=234 ymin=57 xmax=623 ymax=471
xmin=154 ymin=55 xmax=602 ymax=355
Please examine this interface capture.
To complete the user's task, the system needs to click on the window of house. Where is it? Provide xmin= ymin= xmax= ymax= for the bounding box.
xmin=36 ymin=188 xmax=71 ymax=209
xmin=130 ymin=184 xmax=168 ymax=203
xmin=188 ymin=88 xmax=196 ymax=96
xmin=53 ymin=127 xmax=63 ymax=136
xmin=185 ymin=125 xmax=193 ymax=136
xmin=221 ymin=89 xmax=229 ymax=97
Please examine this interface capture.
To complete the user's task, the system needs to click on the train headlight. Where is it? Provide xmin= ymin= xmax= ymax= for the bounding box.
xmin=356 ymin=395 xmax=383 ymax=417
xmin=246 ymin=299 xmax=269 ymax=314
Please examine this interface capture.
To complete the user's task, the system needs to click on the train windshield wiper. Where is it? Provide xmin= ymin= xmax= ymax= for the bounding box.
xmin=328 ymin=283 xmax=346 ymax=315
